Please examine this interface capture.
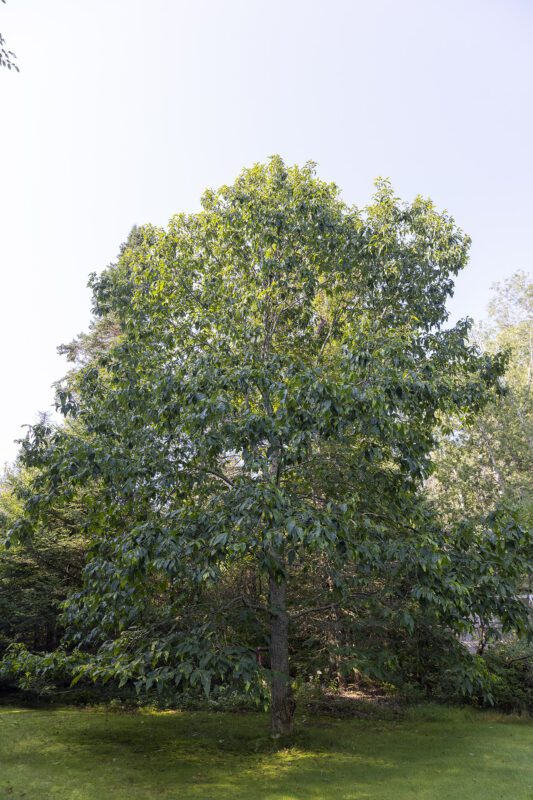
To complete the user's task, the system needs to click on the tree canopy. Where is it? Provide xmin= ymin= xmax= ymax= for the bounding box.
xmin=7 ymin=159 xmax=531 ymax=734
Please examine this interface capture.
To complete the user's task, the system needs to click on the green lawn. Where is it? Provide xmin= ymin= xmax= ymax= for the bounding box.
xmin=0 ymin=704 xmax=531 ymax=800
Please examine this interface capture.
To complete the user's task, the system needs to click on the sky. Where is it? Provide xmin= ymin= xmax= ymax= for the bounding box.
xmin=1 ymin=0 xmax=532 ymax=466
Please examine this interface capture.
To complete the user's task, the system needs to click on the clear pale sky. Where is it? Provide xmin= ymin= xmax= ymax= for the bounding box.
xmin=1 ymin=0 xmax=532 ymax=466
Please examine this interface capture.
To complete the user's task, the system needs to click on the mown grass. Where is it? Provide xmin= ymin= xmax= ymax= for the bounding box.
xmin=0 ymin=703 xmax=531 ymax=799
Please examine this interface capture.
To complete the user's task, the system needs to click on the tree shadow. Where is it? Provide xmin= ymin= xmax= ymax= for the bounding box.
xmin=1 ymin=707 xmax=531 ymax=800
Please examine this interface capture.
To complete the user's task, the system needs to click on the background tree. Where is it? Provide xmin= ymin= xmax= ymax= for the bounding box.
xmin=0 ymin=307 xmax=124 ymax=666
xmin=0 ymin=462 xmax=86 ymax=657
xmin=429 ymin=271 xmax=532 ymax=527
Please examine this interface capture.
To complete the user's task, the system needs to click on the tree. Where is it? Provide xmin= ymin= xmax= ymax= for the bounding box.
xmin=14 ymin=159 xmax=530 ymax=734
xmin=0 ymin=462 xmax=86 ymax=657
xmin=429 ymin=271 xmax=532 ymax=527
xmin=427 ymin=272 xmax=532 ymax=654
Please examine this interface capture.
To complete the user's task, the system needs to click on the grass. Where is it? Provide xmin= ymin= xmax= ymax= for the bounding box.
xmin=0 ymin=703 xmax=531 ymax=799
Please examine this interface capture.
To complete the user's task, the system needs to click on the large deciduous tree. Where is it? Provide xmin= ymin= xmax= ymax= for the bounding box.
xmin=16 ymin=159 xmax=530 ymax=734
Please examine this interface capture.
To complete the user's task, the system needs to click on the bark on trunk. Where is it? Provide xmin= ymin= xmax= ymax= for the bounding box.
xmin=269 ymin=574 xmax=295 ymax=736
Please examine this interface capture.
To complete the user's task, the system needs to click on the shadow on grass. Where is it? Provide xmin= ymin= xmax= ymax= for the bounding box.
xmin=0 ymin=706 xmax=531 ymax=799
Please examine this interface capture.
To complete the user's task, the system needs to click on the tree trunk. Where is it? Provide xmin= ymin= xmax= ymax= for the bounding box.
xmin=269 ymin=574 xmax=295 ymax=736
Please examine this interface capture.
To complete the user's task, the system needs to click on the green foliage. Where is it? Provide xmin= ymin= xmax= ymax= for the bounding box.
xmin=5 ymin=159 xmax=531 ymax=718
xmin=399 ymin=638 xmax=533 ymax=713
xmin=429 ymin=271 xmax=532 ymax=527
xmin=0 ymin=465 xmax=86 ymax=656
xmin=480 ymin=640 xmax=533 ymax=712
xmin=0 ymin=643 xmax=86 ymax=694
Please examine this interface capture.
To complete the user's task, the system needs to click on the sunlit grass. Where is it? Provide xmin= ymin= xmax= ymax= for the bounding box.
xmin=0 ymin=704 xmax=531 ymax=799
